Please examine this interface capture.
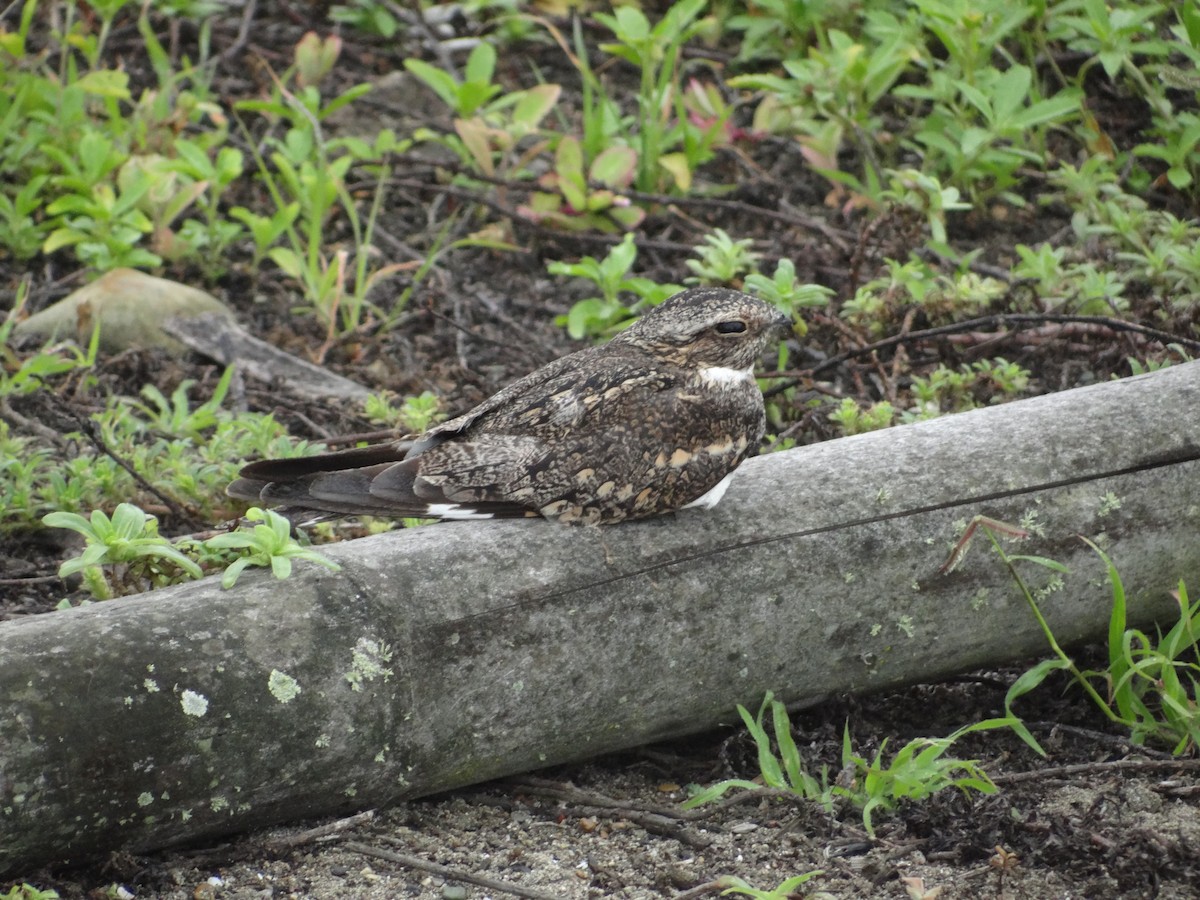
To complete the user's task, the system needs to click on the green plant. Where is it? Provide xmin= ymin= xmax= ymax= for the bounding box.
xmin=1049 ymin=0 xmax=1172 ymax=116
xmin=593 ymin=0 xmax=717 ymax=192
xmin=731 ymin=16 xmax=920 ymax=199
xmin=906 ymin=359 xmax=1031 ymax=418
xmin=742 ymin=259 xmax=833 ymax=321
xmin=987 ymin=530 xmax=1200 ymax=754
xmin=717 ymin=871 xmax=825 ymax=899
xmin=236 ymin=33 xmax=409 ymax=342
xmin=131 ymin=367 xmax=234 ymax=439
xmin=839 ymin=720 xmax=1002 ymax=836
xmin=900 ymin=64 xmax=1082 ymax=205
xmin=405 ymin=42 xmax=503 ymax=118
xmin=685 ymin=228 xmax=762 ymax=285
xmin=880 ymin=169 xmax=972 ymax=248
xmin=1 ymin=884 xmax=60 ymax=900
xmin=43 ymin=503 xmax=204 ymax=600
xmin=330 ymin=0 xmax=401 ymax=38
xmin=829 ymin=398 xmax=896 ymax=435
xmin=41 ymin=128 xmax=161 ymax=270
xmin=724 ymin=0 xmax=845 ymax=63
xmin=204 ymin=507 xmax=342 ymax=588
xmin=1 ymin=284 xmax=101 ymax=399
xmin=547 ymin=234 xmax=682 ymax=339
xmin=520 ymin=136 xmax=644 ymax=233
xmin=684 ymin=691 xmax=1017 ymax=836
xmin=363 ymin=390 xmax=445 ymax=432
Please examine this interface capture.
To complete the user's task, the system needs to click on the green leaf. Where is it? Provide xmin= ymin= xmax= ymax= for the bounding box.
xmin=464 ymin=42 xmax=496 ymax=86
xmin=74 ymin=69 xmax=131 ymax=99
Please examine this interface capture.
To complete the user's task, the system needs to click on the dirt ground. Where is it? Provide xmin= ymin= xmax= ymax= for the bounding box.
xmin=4 ymin=3 xmax=1200 ymax=898
xmin=15 ymin=674 xmax=1200 ymax=899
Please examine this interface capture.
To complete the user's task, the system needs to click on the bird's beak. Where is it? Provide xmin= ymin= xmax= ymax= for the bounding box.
xmin=774 ymin=313 xmax=793 ymax=333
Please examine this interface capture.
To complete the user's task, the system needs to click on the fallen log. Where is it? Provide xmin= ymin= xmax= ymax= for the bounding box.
xmin=2 ymin=361 xmax=1199 ymax=875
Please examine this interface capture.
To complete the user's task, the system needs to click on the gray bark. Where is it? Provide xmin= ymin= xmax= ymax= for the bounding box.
xmin=161 ymin=312 xmax=373 ymax=402
xmin=3 ymin=361 xmax=1200 ymax=874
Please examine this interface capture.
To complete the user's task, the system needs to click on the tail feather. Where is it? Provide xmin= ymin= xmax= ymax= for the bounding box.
xmin=228 ymin=448 xmax=536 ymax=521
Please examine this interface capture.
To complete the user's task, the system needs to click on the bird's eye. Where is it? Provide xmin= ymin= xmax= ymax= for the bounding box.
xmin=714 ymin=320 xmax=747 ymax=335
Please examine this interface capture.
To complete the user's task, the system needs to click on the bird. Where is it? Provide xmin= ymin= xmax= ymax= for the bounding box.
xmin=227 ymin=287 xmax=791 ymax=525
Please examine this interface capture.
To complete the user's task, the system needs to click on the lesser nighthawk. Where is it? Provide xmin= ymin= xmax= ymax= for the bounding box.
xmin=228 ymin=287 xmax=790 ymax=524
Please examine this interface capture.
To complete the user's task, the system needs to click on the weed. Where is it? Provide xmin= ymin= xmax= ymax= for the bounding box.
xmin=43 ymin=503 xmax=204 ymax=600
xmin=1 ymin=885 xmax=59 ymax=900
xmin=203 ymin=507 xmax=342 ymax=588
xmin=683 ymin=691 xmax=1016 ymax=836
xmin=363 ymin=390 xmax=445 ymax=433
xmin=593 ymin=0 xmax=716 ymax=193
xmin=984 ymin=529 xmax=1200 ymax=755
xmin=717 ymin=870 xmax=825 ymax=898
xmin=742 ymin=259 xmax=833 ymax=323
xmin=829 ymin=398 xmax=896 ymax=435
xmin=521 ymin=136 xmax=644 ymax=233
xmin=685 ymin=228 xmax=762 ymax=286
xmin=236 ymin=33 xmax=410 ymax=340
xmin=405 ymin=42 xmax=503 ymax=118
xmin=906 ymin=359 xmax=1030 ymax=418
xmin=547 ymin=234 xmax=682 ymax=339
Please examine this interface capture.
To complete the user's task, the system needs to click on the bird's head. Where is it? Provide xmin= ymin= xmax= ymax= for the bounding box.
xmin=614 ymin=287 xmax=792 ymax=372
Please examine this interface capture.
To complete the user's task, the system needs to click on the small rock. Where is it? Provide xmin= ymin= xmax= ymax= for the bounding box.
xmin=13 ymin=268 xmax=234 ymax=355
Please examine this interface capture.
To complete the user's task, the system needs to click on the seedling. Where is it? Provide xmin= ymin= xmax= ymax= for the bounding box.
xmin=684 ymin=691 xmax=1017 ymax=836
xmin=204 ymin=507 xmax=342 ymax=588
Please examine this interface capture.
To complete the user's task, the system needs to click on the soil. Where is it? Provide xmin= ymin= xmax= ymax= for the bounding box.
xmin=3 ymin=4 xmax=1200 ymax=899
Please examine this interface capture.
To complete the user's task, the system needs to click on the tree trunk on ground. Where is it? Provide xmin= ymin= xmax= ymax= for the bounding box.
xmin=3 ymin=362 xmax=1199 ymax=875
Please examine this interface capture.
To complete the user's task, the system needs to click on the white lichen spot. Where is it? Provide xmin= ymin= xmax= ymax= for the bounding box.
xmin=446 ymin=632 xmax=460 ymax=646
xmin=180 ymin=690 xmax=209 ymax=717
xmin=374 ymin=748 xmax=387 ymax=763
xmin=144 ymin=679 xmax=160 ymax=693
xmin=344 ymin=637 xmax=395 ymax=692
xmin=1098 ymin=492 xmax=1122 ymax=518
xmin=181 ymin=809 xmax=192 ymax=822
xmin=511 ymin=680 xmax=524 ymax=694
xmin=268 ymin=669 xmax=302 ymax=704
xmin=897 ymin=615 xmax=915 ymax=638
xmin=124 ymin=697 xmax=133 ymax=706
xmin=146 ymin=664 xmax=156 ymax=673
xmin=876 ymin=487 xmax=891 ymax=503
xmin=1019 ymin=510 xmax=1046 ymax=538
xmin=869 ymin=623 xmax=883 ymax=637
xmin=344 ymin=786 xmax=357 ymax=798
xmin=315 ymin=734 xmax=331 ymax=749
xmin=1034 ymin=574 xmax=1065 ymax=602
xmin=210 ymin=796 xmax=228 ymax=812
xmin=137 ymin=792 xmax=154 ymax=808
xmin=970 ymin=589 xmax=990 ymax=611
xmin=843 ymin=572 xmax=857 ymax=583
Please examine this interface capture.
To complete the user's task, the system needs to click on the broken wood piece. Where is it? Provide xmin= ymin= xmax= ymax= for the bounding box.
xmin=159 ymin=312 xmax=373 ymax=403
xmin=2 ymin=361 xmax=1198 ymax=875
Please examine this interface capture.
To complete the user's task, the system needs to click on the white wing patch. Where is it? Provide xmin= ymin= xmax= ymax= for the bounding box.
xmin=426 ymin=503 xmax=496 ymax=520
xmin=682 ymin=472 xmax=735 ymax=511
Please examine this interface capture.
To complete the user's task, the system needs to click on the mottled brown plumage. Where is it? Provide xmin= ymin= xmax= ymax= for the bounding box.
xmin=227 ymin=287 xmax=790 ymax=524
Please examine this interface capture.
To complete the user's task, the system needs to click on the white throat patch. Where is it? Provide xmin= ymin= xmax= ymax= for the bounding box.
xmin=698 ymin=365 xmax=754 ymax=386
